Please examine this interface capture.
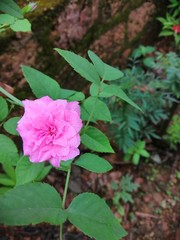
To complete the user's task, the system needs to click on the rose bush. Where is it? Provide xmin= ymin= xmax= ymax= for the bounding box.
xmin=17 ymin=96 xmax=82 ymax=167
xmin=0 ymin=50 xmax=129 ymax=240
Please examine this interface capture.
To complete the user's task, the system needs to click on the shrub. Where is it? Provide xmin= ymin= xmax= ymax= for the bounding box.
xmin=165 ymin=115 xmax=180 ymax=149
xmin=106 ymin=46 xmax=180 ymax=155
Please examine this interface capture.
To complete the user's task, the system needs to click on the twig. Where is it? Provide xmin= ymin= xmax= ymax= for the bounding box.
xmin=135 ymin=211 xmax=161 ymax=219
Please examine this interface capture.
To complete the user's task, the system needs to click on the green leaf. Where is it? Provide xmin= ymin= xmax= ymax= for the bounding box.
xmin=0 ymin=187 xmax=12 ymax=196
xmin=120 ymin=174 xmax=139 ymax=192
xmin=143 ymin=57 xmax=155 ymax=68
xmin=0 ymin=0 xmax=23 ymax=19
xmin=157 ymin=17 xmax=166 ymax=24
xmin=132 ymin=153 xmax=140 ymax=165
xmin=55 ymin=48 xmax=100 ymax=85
xmin=3 ymin=117 xmax=20 ymax=136
xmin=140 ymin=45 xmax=155 ymax=56
xmin=0 ymin=96 xmax=9 ymax=121
xmin=111 ymin=182 xmax=118 ymax=191
xmin=80 ymin=106 xmax=96 ymax=123
xmin=83 ymin=96 xmax=112 ymax=122
xmin=90 ymin=83 xmax=141 ymax=111
xmin=0 ymin=183 xmax=66 ymax=225
xmin=60 ymin=159 xmax=73 ymax=172
xmin=2 ymin=164 xmax=16 ymax=181
xmin=67 ymin=193 xmax=127 ymax=240
xmin=100 ymin=84 xmax=142 ymax=111
xmin=159 ymin=31 xmax=173 ymax=37
xmin=10 ymin=19 xmax=31 ymax=32
xmin=88 ymin=50 xmax=123 ymax=81
xmin=21 ymin=66 xmax=61 ymax=99
xmin=143 ymin=46 xmax=155 ymax=54
xmin=59 ymin=89 xmax=76 ymax=99
xmin=119 ymin=191 xmax=134 ymax=204
xmin=81 ymin=126 xmax=114 ymax=153
xmin=59 ymin=88 xmax=85 ymax=101
xmin=67 ymin=91 xmax=85 ymax=101
xmin=35 ymin=165 xmax=52 ymax=182
xmin=21 ymin=2 xmax=37 ymax=14
xmin=140 ymin=149 xmax=150 ymax=158
xmin=15 ymin=156 xmax=45 ymax=186
xmin=131 ymin=48 xmax=142 ymax=59
xmin=137 ymin=141 xmax=145 ymax=149
xmin=106 ymin=85 xmax=141 ymax=111
xmin=131 ymin=45 xmax=155 ymax=58
xmin=0 ymin=134 xmax=18 ymax=165
xmin=75 ymin=153 xmax=112 ymax=173
xmin=90 ymin=83 xmax=112 ymax=97
xmin=117 ymin=205 xmax=125 ymax=216
xmin=0 ymin=14 xmax=16 ymax=25
xmin=0 ymin=174 xmax=15 ymax=186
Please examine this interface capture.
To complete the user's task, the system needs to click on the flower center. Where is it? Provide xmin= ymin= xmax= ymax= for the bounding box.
xmin=48 ymin=125 xmax=57 ymax=135
xmin=37 ymin=123 xmax=59 ymax=141
xmin=45 ymin=124 xmax=59 ymax=142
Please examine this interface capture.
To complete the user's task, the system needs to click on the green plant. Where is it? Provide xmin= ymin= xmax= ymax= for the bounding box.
xmin=0 ymin=158 xmax=52 ymax=195
xmin=151 ymin=51 xmax=180 ymax=99
xmin=157 ymin=0 xmax=180 ymax=47
xmin=111 ymin=174 xmax=139 ymax=216
xmin=0 ymin=0 xmax=37 ymax=33
xmin=176 ymin=171 xmax=180 ymax=179
xmin=165 ymin=115 xmax=180 ymax=149
xmin=131 ymin=45 xmax=155 ymax=59
xmin=0 ymin=48 xmax=144 ymax=239
xmin=124 ymin=141 xmax=150 ymax=165
xmin=147 ymin=167 xmax=158 ymax=181
xmin=106 ymin=46 xmax=179 ymax=155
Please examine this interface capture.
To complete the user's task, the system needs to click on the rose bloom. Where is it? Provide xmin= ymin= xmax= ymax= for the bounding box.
xmin=172 ymin=25 xmax=180 ymax=34
xmin=17 ymin=96 xmax=83 ymax=167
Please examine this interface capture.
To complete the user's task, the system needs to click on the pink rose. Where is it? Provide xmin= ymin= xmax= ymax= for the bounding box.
xmin=17 ymin=96 xmax=82 ymax=167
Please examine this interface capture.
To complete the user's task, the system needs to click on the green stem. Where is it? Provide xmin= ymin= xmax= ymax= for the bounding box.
xmin=62 ymin=166 xmax=71 ymax=208
xmin=60 ymin=224 xmax=63 ymax=240
xmin=84 ymin=80 xmax=104 ymax=129
xmin=84 ymin=95 xmax=98 ymax=128
xmin=0 ymin=87 xmax=23 ymax=107
xmin=59 ymin=166 xmax=72 ymax=240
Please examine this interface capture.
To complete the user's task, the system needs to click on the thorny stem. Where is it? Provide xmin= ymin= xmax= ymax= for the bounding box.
xmin=60 ymin=166 xmax=72 ymax=240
